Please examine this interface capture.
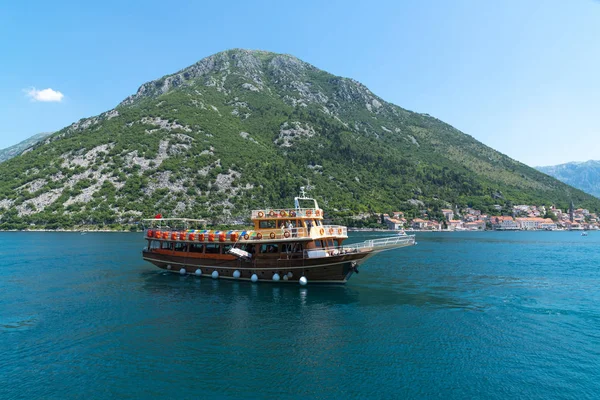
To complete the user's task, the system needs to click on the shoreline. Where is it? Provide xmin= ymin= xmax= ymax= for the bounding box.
xmin=1 ymin=229 xmax=591 ymax=233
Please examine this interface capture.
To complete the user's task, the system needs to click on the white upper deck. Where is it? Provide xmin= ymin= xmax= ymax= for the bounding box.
xmin=251 ymin=186 xmax=323 ymax=220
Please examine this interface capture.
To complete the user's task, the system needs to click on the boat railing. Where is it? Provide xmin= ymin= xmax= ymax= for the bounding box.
xmin=251 ymin=208 xmax=323 ymax=219
xmin=315 ymin=225 xmax=347 ymax=238
xmin=142 ymin=218 xmax=207 ymax=231
xmin=343 ymin=235 xmax=415 ymax=251
xmin=143 ymin=227 xmax=312 ymax=242
xmin=303 ymin=235 xmax=416 ymax=258
xmin=242 ymin=227 xmax=310 ymax=240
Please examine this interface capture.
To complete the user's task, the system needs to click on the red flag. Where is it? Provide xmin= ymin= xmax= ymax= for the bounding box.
xmin=154 ymin=213 xmax=162 ymax=219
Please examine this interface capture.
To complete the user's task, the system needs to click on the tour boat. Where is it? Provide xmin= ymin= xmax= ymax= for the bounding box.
xmin=141 ymin=189 xmax=416 ymax=284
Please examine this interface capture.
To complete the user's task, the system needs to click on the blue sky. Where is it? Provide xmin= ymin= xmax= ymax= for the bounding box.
xmin=1 ymin=0 xmax=598 ymax=166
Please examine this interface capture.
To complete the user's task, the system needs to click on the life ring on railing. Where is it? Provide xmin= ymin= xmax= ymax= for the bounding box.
xmin=337 ymin=228 xmax=342 ymax=235
xmin=306 ymin=210 xmax=312 ymax=217
xmin=283 ymin=230 xmax=290 ymax=238
xmin=316 ymin=210 xmax=321 ymax=217
xmin=147 ymin=230 xmax=154 ymax=237
xmin=244 ymin=234 xmax=250 ymax=240
xmin=171 ymin=232 xmax=178 ymax=240
xmin=162 ymin=232 xmax=169 ymax=239
xmin=269 ymin=232 xmax=276 ymax=239
xmin=280 ymin=210 xmax=287 ymax=217
xmin=319 ymin=228 xmax=324 ymax=235
xmin=179 ymin=232 xmax=187 ymax=240
xmin=328 ymin=228 xmax=334 ymax=235
xmin=189 ymin=233 xmax=195 ymax=241
xmin=269 ymin=210 xmax=276 ymax=217
xmin=289 ymin=211 xmax=296 ymax=217
xmin=258 ymin=211 xmax=265 ymax=218
xmin=154 ymin=230 xmax=161 ymax=238
xmin=199 ymin=233 xmax=205 ymax=241
xmin=256 ymin=233 xmax=263 ymax=240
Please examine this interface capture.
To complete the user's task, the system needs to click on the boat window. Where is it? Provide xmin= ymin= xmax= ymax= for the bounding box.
xmin=205 ymin=244 xmax=220 ymax=254
xmin=174 ymin=242 xmax=188 ymax=252
xmin=189 ymin=244 xmax=204 ymax=253
xmin=161 ymin=241 xmax=172 ymax=250
xmin=314 ymin=240 xmax=322 ymax=248
xmin=260 ymin=244 xmax=279 ymax=253
xmin=259 ymin=220 xmax=277 ymax=229
xmin=281 ymin=243 xmax=293 ymax=253
xmin=334 ymin=239 xmax=340 ymax=247
xmin=239 ymin=244 xmax=255 ymax=253
xmin=150 ymin=240 xmax=160 ymax=249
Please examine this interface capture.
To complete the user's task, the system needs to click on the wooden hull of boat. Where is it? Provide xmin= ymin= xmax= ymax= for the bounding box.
xmin=142 ymin=249 xmax=370 ymax=284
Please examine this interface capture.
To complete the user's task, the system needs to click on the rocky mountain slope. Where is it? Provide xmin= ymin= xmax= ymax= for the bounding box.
xmin=1 ymin=49 xmax=599 ymax=229
xmin=0 ymin=132 xmax=53 ymax=163
xmin=537 ymin=161 xmax=600 ymax=198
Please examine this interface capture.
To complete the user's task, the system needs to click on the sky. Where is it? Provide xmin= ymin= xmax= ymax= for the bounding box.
xmin=1 ymin=0 xmax=598 ymax=167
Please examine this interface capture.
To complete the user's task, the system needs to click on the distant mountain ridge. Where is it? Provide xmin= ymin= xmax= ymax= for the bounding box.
xmin=536 ymin=160 xmax=600 ymax=198
xmin=0 ymin=132 xmax=53 ymax=163
xmin=0 ymin=49 xmax=599 ymax=230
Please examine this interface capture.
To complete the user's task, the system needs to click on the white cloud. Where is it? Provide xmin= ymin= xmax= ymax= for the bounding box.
xmin=25 ymin=87 xmax=64 ymax=102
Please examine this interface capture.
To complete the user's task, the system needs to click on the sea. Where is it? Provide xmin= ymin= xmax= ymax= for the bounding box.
xmin=1 ymin=231 xmax=599 ymax=399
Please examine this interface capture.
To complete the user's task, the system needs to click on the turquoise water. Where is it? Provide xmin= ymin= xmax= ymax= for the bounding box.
xmin=1 ymin=231 xmax=599 ymax=399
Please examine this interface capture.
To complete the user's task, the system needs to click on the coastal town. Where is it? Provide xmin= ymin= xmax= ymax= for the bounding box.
xmin=381 ymin=204 xmax=599 ymax=232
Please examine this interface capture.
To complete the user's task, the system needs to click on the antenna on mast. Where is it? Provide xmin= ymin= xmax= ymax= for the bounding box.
xmin=299 ymin=186 xmax=307 ymax=198
xmin=295 ymin=181 xmax=319 ymax=210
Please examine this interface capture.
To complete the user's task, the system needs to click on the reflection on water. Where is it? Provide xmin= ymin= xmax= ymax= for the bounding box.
xmin=139 ymin=269 xmax=475 ymax=311
xmin=139 ymin=270 xmax=361 ymax=307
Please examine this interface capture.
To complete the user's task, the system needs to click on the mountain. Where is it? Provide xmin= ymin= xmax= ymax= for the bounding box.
xmin=1 ymin=49 xmax=599 ymax=230
xmin=0 ymin=132 xmax=53 ymax=163
xmin=537 ymin=161 xmax=600 ymax=198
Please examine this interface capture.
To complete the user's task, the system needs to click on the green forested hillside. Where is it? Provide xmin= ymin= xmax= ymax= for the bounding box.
xmin=0 ymin=49 xmax=598 ymax=230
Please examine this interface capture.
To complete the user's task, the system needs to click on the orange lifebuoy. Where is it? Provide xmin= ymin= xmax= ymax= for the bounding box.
xmin=199 ymin=233 xmax=205 ymax=241
xmin=328 ymin=228 xmax=334 ymax=234
xmin=269 ymin=210 xmax=276 ymax=217
xmin=154 ymin=230 xmax=161 ymax=238
xmin=258 ymin=211 xmax=265 ymax=218
xmin=189 ymin=233 xmax=195 ymax=241
xmin=230 ymin=233 xmax=237 ymax=242
xmin=147 ymin=230 xmax=154 ymax=237
xmin=306 ymin=210 xmax=312 ymax=217
xmin=337 ymin=228 xmax=342 ymax=234
xmin=219 ymin=233 xmax=226 ymax=242
xmin=243 ymin=234 xmax=250 ymax=240
xmin=171 ymin=232 xmax=178 ymax=240
xmin=179 ymin=232 xmax=186 ymax=240
xmin=319 ymin=228 xmax=324 ymax=235
xmin=269 ymin=232 xmax=276 ymax=239
xmin=162 ymin=232 xmax=169 ymax=239
xmin=208 ymin=233 xmax=215 ymax=242
xmin=316 ymin=210 xmax=321 ymax=217
xmin=280 ymin=210 xmax=287 ymax=217
xmin=283 ymin=230 xmax=290 ymax=238
xmin=257 ymin=233 xmax=263 ymax=240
